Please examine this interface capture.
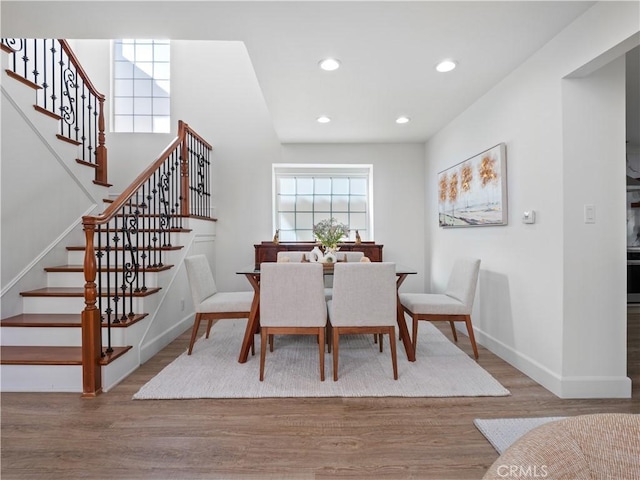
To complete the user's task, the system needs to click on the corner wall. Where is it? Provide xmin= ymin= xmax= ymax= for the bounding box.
xmin=424 ymin=2 xmax=638 ymax=398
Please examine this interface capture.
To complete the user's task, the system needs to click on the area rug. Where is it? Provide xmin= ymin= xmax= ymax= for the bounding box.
xmin=133 ymin=320 xmax=510 ymax=399
xmin=474 ymin=417 xmax=567 ymax=454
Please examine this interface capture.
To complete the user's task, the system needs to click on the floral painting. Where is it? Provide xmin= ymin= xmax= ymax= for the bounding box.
xmin=438 ymin=143 xmax=507 ymax=227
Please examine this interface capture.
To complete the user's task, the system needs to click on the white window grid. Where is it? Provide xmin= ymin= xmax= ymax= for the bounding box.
xmin=273 ymin=165 xmax=373 ymax=242
xmin=112 ymin=39 xmax=170 ymax=133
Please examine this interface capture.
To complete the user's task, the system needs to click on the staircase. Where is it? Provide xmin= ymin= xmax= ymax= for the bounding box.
xmin=0 ymin=222 xmax=189 ymax=392
xmin=0 ymin=38 xmax=215 ymax=394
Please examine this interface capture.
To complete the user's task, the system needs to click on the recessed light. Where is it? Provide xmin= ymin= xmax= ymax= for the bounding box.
xmin=435 ymin=59 xmax=457 ymax=73
xmin=396 ymin=116 xmax=410 ymax=124
xmin=319 ymin=58 xmax=341 ymax=71
xmin=317 ymin=115 xmax=331 ymax=124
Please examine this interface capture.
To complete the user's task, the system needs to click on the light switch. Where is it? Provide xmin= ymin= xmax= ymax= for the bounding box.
xmin=584 ymin=204 xmax=596 ymax=224
xmin=522 ymin=211 xmax=536 ymax=224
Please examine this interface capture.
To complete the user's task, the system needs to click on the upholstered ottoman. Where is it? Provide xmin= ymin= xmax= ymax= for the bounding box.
xmin=483 ymin=413 xmax=640 ymax=479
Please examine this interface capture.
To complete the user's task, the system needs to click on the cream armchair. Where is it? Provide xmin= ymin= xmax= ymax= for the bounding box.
xmin=399 ymin=257 xmax=481 ymax=358
xmin=184 ymin=255 xmax=254 ymax=355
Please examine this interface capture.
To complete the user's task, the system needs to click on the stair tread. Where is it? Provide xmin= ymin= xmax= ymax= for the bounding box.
xmin=103 ymin=228 xmax=192 ymax=233
xmin=1 ymin=313 xmax=81 ymax=327
xmin=66 ymin=245 xmax=183 ymax=251
xmin=0 ymin=346 xmax=132 ymax=365
xmin=45 ymin=264 xmax=174 ymax=273
xmin=20 ymin=287 xmax=161 ymax=297
xmin=1 ymin=313 xmax=148 ymax=327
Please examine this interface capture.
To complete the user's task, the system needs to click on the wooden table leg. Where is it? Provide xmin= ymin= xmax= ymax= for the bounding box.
xmin=396 ymin=273 xmax=416 ymax=362
xmin=238 ymin=273 xmax=260 ymax=363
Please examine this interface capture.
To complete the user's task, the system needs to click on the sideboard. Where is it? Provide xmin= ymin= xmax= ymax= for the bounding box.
xmin=254 ymin=241 xmax=383 ymax=269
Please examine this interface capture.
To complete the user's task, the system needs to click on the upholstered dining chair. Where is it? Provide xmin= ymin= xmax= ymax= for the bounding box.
xmin=276 ymin=251 xmax=312 ymax=262
xmin=327 ymin=262 xmax=398 ymax=381
xmin=323 ymin=250 xmax=365 ymax=300
xmin=259 ymin=262 xmax=328 ymax=381
xmin=399 ymin=257 xmax=481 ymax=359
xmin=184 ymin=255 xmax=254 ymax=355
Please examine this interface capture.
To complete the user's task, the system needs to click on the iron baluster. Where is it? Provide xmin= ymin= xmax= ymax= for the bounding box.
xmin=140 ymin=183 xmax=148 ymax=291
xmin=88 ymin=97 xmax=94 ymax=164
xmin=133 ymin=195 xmax=142 ymax=294
xmin=80 ymin=83 xmax=86 ymax=161
xmin=152 ymin=171 xmax=159 ymax=267
xmin=60 ymin=61 xmax=77 ymax=137
xmin=104 ymin=221 xmax=113 ymax=353
xmin=112 ymin=216 xmax=121 ymax=324
xmin=32 ymin=39 xmax=39 ymax=91
xmin=122 ymin=204 xmax=138 ymax=319
xmin=173 ymin=151 xmax=180 ymax=228
xmin=41 ymin=40 xmax=49 ymax=110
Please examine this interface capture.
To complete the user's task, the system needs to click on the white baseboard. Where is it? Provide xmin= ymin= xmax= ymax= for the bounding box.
xmin=139 ymin=314 xmax=193 ymax=364
xmin=473 ymin=327 xmax=632 ymax=399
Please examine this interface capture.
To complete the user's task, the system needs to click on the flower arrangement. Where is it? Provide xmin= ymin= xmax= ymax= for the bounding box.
xmin=313 ymin=217 xmax=349 ymax=251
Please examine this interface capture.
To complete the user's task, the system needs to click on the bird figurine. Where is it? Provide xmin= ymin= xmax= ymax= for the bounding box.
xmin=273 ymin=229 xmax=279 ymax=244
xmin=355 ymin=230 xmax=362 ymax=244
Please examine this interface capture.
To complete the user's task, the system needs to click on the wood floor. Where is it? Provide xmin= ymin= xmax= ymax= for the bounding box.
xmin=2 ymin=312 xmax=639 ymax=480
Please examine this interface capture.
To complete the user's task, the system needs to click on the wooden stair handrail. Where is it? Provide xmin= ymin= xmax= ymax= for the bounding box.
xmin=85 ymin=121 xmax=186 ymax=227
xmin=59 ymin=40 xmax=105 ymax=103
xmin=58 ymin=40 xmax=108 ymax=184
xmin=81 ymin=120 xmax=213 ymax=397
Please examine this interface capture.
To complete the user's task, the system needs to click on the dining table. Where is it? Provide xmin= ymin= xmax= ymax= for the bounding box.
xmin=236 ymin=262 xmax=417 ymax=364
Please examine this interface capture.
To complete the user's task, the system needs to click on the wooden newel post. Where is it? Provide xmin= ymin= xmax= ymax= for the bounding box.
xmin=179 ymin=120 xmax=190 ymax=217
xmin=96 ymin=96 xmax=108 ymax=185
xmin=81 ymin=219 xmax=103 ymax=397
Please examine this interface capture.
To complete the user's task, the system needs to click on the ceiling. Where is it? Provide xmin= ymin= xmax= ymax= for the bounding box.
xmin=2 ymin=1 xmax=596 ymax=143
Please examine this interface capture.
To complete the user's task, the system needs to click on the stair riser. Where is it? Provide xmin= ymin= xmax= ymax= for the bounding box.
xmin=23 ymin=296 xmax=148 ymax=315
xmin=93 ymin=231 xmax=190 ymax=247
xmin=1 ymin=327 xmax=81 ymax=346
xmin=0 ymin=323 xmax=142 ymax=347
xmin=67 ymin=249 xmax=182 ymax=265
xmin=47 ymin=271 xmax=160 ymax=288
xmin=1 ymin=364 xmax=83 ymax=392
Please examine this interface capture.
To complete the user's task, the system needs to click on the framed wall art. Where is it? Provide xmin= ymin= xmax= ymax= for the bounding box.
xmin=438 ymin=143 xmax=507 ymax=227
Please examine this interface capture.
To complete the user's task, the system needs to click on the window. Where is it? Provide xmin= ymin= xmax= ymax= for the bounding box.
xmin=273 ymin=164 xmax=373 ymax=242
xmin=112 ymin=39 xmax=170 ymax=133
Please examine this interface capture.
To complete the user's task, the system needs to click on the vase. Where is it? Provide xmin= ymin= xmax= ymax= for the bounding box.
xmin=322 ymin=246 xmax=339 ymax=263
xmin=322 ymin=251 xmax=337 ymax=264
xmin=308 ymin=246 xmax=323 ymax=262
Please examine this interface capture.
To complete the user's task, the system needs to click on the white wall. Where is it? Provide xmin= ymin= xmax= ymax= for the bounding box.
xmin=425 ymin=2 xmax=638 ymax=398
xmin=73 ymin=40 xmax=427 ymax=292
xmin=281 ymin=143 xmax=426 ymax=292
xmin=1 ymin=64 xmax=105 ymax=314
xmin=561 ymin=56 xmax=627 ymax=396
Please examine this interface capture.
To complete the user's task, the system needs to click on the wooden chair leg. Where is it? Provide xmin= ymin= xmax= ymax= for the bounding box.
xmin=412 ymin=316 xmax=419 ymax=352
xmin=449 ymin=321 xmax=458 ymax=342
xmin=379 ymin=334 xmax=383 ymax=352
xmin=465 ymin=315 xmax=479 ymax=359
xmin=389 ymin=327 xmax=398 ymax=380
xmin=318 ymin=327 xmax=325 ymax=381
xmin=205 ymin=319 xmax=214 ymax=338
xmin=259 ymin=328 xmax=268 ymax=381
xmin=269 ymin=334 xmax=274 ymax=352
xmin=333 ymin=328 xmax=340 ymax=381
xmin=326 ymin=322 xmax=332 ymax=354
xmin=187 ymin=313 xmax=202 ymax=355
